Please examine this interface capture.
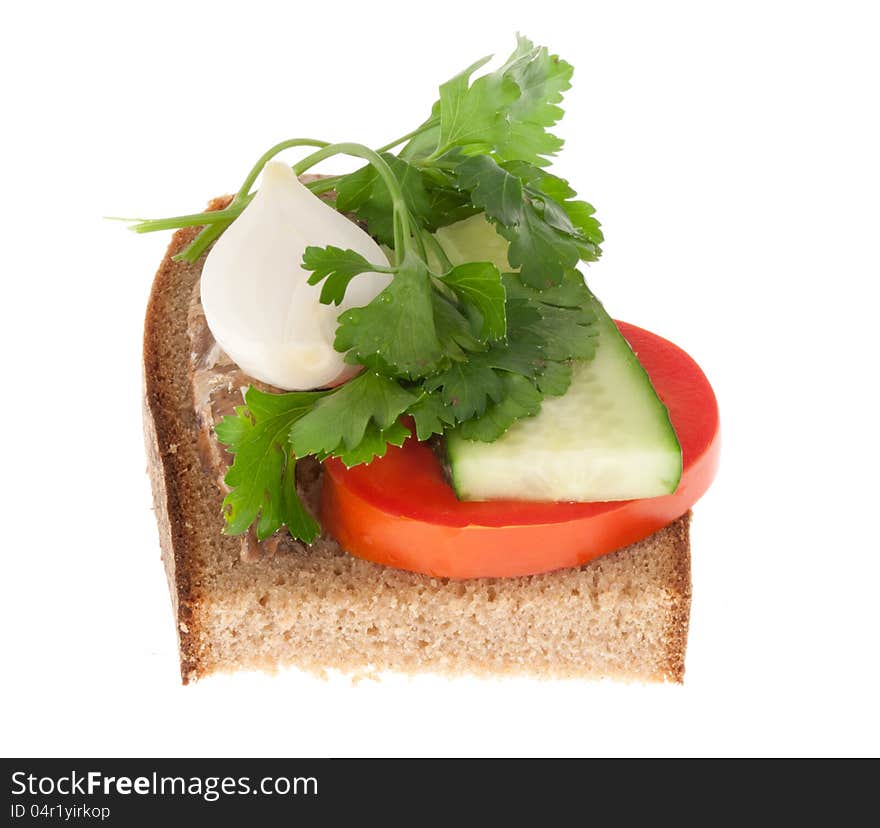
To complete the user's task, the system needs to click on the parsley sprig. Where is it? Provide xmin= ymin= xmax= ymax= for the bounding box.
xmin=131 ymin=35 xmax=605 ymax=543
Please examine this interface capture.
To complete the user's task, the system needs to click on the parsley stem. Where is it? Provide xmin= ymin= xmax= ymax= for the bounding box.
xmin=131 ymin=126 xmax=437 ymax=253
xmin=423 ymin=231 xmax=453 ymax=272
xmin=375 ymin=118 xmax=439 ymax=153
xmin=175 ymin=221 xmax=225 ymax=263
xmin=178 ymin=138 xmax=331 ymax=263
xmin=136 ymin=133 xmax=426 ymax=263
xmin=128 ymin=201 xmax=252 ymax=233
xmin=294 ymin=142 xmax=412 ymax=262
xmin=430 ymin=276 xmax=459 ymax=306
xmin=421 ymin=144 xmax=451 ymax=165
xmin=307 ymin=175 xmax=343 ymax=195
xmin=411 ymin=223 xmax=428 ymax=261
xmin=128 ymin=175 xmax=339 ymax=235
xmin=235 ymin=138 xmax=330 ymax=202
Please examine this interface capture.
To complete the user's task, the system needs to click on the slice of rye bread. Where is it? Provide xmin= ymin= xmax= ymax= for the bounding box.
xmin=143 ymin=200 xmax=692 ymax=684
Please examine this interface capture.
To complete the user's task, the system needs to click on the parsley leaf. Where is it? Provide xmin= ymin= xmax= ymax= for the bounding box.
xmin=336 ymin=153 xmax=471 ymax=245
xmin=424 ymin=360 xmax=505 ymax=421
xmin=289 ymin=371 xmax=417 ymax=460
xmin=457 ymin=374 xmax=543 ymax=442
xmin=503 ymin=160 xmax=604 ymax=257
xmin=558 ymin=201 xmax=604 ymax=253
xmin=334 ymin=420 xmax=411 ymax=468
xmin=335 ymin=154 xmax=428 ymax=246
xmin=214 ymin=387 xmax=324 ymax=542
xmin=432 ymin=291 xmax=483 ymax=360
xmin=426 ymin=272 xmax=598 ymax=438
xmin=133 ymin=35 xmax=608 ymax=545
xmin=439 ymin=261 xmax=506 ymax=341
xmin=493 ymin=35 xmax=573 ymax=166
xmin=504 ymin=273 xmax=598 ymax=361
xmin=535 ymin=359 xmax=572 ymax=396
xmin=334 ymin=252 xmax=444 ymax=380
xmin=454 ymin=155 xmax=603 ymax=286
xmin=502 ymin=160 xmax=575 ymax=200
xmin=303 ymin=246 xmax=389 ymax=305
xmin=415 ymin=36 xmax=573 ymax=167
xmin=407 ymin=392 xmax=459 ymax=441
xmin=456 ymin=156 xmax=523 ymax=226
xmin=333 ymin=163 xmax=376 ymax=213
xmin=498 ymin=203 xmax=580 ymax=287
xmin=437 ymin=56 xmax=519 ymax=156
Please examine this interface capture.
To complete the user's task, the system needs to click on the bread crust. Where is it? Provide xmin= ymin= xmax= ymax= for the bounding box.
xmin=144 ymin=218 xmax=217 ymax=680
xmin=143 ymin=205 xmax=692 ymax=684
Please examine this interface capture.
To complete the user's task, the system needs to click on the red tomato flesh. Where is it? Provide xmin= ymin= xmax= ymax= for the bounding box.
xmin=322 ymin=321 xmax=720 ymax=579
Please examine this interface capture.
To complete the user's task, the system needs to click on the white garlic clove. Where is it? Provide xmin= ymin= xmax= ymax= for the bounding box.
xmin=200 ymin=161 xmax=391 ymax=390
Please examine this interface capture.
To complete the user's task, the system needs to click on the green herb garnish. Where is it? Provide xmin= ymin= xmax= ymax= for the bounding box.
xmin=131 ymin=35 xmax=604 ymax=543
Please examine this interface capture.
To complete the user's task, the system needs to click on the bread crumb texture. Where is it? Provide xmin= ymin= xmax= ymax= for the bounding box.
xmin=143 ymin=210 xmax=692 ymax=685
xmin=190 ymin=509 xmax=689 ymax=684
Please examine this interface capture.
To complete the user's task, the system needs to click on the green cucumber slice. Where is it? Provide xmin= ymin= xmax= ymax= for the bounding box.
xmin=433 ymin=213 xmax=513 ymax=269
xmin=446 ymin=293 xmax=682 ymax=502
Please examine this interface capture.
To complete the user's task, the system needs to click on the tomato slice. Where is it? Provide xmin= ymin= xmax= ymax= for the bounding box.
xmin=322 ymin=321 xmax=720 ymax=579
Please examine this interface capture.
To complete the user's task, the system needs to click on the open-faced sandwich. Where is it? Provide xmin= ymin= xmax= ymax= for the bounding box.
xmin=134 ymin=36 xmax=719 ymax=684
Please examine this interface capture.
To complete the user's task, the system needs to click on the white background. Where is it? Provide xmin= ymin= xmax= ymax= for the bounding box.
xmin=2 ymin=0 xmax=878 ymax=758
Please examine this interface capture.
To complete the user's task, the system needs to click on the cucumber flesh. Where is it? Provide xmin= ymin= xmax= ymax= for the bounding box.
xmin=434 ymin=213 xmax=513 ymax=269
xmin=446 ymin=293 xmax=682 ymax=502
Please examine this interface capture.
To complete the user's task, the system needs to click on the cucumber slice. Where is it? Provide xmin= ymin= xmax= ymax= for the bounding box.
xmin=434 ymin=213 xmax=513 ymax=269
xmin=446 ymin=293 xmax=682 ymax=502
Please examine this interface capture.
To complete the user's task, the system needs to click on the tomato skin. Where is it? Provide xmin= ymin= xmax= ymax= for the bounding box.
xmin=322 ymin=321 xmax=720 ymax=579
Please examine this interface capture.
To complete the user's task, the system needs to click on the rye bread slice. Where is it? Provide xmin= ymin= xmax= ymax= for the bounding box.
xmin=143 ymin=205 xmax=691 ymax=684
